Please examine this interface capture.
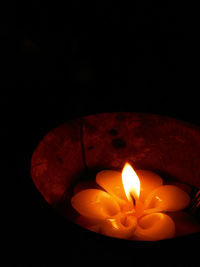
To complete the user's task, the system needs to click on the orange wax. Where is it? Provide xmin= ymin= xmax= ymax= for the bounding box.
xmin=71 ymin=189 xmax=120 ymax=220
xmin=133 ymin=213 xmax=175 ymax=241
xmin=71 ymin=163 xmax=191 ymax=241
xmin=101 ymin=212 xmax=137 ymax=239
xmin=144 ymin=185 xmax=190 ymax=212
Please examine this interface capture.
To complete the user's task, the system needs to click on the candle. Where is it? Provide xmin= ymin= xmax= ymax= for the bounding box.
xmin=71 ymin=163 xmax=190 ymax=241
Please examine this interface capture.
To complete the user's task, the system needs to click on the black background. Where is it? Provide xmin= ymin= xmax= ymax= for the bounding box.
xmin=1 ymin=0 xmax=200 ymax=265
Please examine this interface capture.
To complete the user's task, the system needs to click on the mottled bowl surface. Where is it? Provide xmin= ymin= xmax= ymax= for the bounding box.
xmin=30 ymin=111 xmax=200 ymax=264
xmin=31 ymin=112 xmax=200 ymax=207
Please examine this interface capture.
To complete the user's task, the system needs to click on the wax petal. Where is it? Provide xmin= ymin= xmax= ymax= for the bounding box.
xmin=135 ymin=170 xmax=163 ymax=202
xmin=71 ymin=189 xmax=121 ymax=220
xmin=144 ymin=185 xmax=190 ymax=212
xmin=96 ymin=170 xmax=127 ymax=206
xmin=101 ymin=212 xmax=137 ymax=239
xmin=133 ymin=213 xmax=175 ymax=241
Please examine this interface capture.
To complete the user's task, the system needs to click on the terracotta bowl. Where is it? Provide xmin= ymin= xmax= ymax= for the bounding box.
xmin=30 ymin=112 xmax=200 ymax=264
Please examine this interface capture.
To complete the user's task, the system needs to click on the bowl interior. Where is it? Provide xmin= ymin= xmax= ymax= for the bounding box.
xmin=31 ymin=112 xmax=200 ymax=223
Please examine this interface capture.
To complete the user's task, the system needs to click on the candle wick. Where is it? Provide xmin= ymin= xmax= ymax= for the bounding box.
xmin=130 ymin=194 xmax=135 ymax=207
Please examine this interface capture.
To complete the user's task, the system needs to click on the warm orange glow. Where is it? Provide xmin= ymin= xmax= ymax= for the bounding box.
xmin=122 ymin=163 xmax=140 ymax=202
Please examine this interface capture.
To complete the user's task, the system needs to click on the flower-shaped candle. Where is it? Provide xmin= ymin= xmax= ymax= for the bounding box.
xmin=71 ymin=163 xmax=190 ymax=241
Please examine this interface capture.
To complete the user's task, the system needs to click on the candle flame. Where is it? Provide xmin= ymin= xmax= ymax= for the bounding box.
xmin=122 ymin=163 xmax=140 ymax=202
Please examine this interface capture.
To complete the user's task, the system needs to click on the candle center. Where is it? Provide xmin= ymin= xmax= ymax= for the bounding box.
xmin=123 ymin=197 xmax=144 ymax=218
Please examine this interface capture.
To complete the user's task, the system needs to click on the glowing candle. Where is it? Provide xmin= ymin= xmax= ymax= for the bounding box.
xmin=71 ymin=162 xmax=191 ymax=241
